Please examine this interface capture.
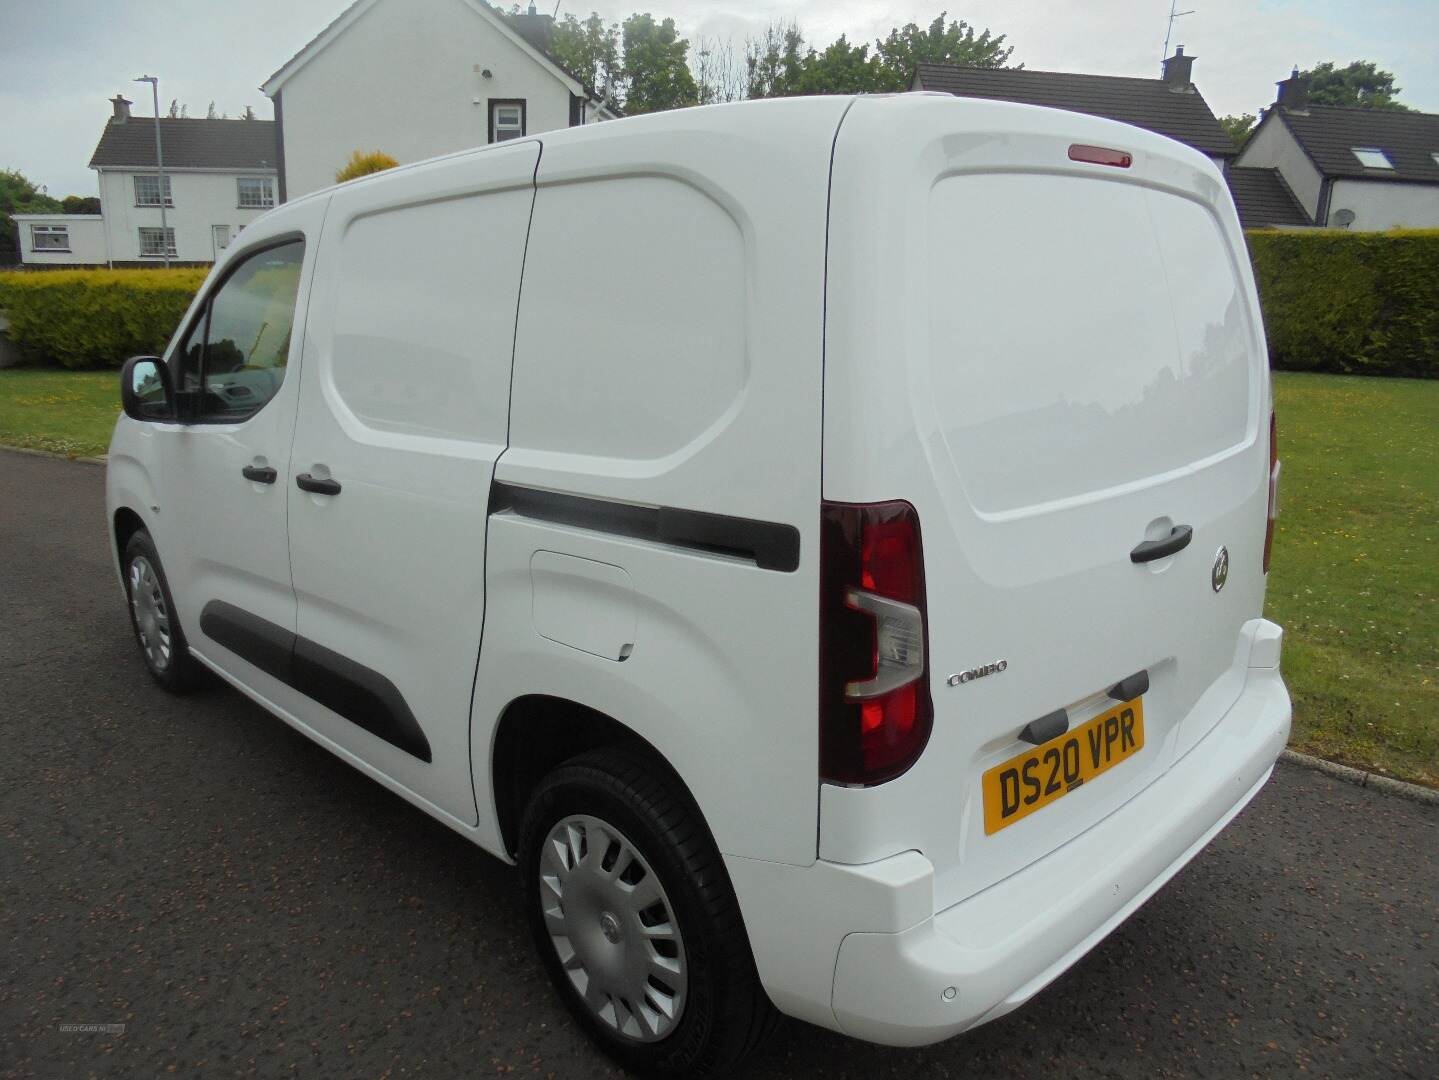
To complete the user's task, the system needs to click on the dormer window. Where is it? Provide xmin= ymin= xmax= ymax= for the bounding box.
xmin=1350 ymin=147 xmax=1393 ymax=169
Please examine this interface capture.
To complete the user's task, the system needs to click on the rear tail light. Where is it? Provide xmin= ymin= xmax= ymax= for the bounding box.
xmin=819 ymin=500 xmax=933 ymax=785
xmin=1263 ymin=410 xmax=1279 ymax=573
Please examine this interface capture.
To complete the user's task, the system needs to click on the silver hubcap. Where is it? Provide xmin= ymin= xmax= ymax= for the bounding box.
xmin=539 ymin=814 xmax=687 ymax=1043
xmin=128 ymin=556 xmax=172 ymax=672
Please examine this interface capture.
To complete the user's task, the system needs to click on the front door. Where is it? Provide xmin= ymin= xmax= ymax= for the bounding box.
xmin=211 ymin=224 xmax=231 ymax=260
xmin=157 ymin=215 xmax=321 ymax=702
xmin=284 ymin=141 xmax=540 ymax=825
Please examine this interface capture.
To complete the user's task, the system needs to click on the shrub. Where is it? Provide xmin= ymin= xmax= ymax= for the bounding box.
xmin=335 ymin=149 xmax=399 ymax=183
xmin=0 ymin=268 xmax=207 ymax=369
xmin=1246 ymin=229 xmax=1439 ymax=379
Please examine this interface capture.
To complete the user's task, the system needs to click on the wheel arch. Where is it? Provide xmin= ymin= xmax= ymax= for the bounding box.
xmin=490 ymin=694 xmax=706 ymax=859
xmin=113 ymin=506 xmax=148 ymax=564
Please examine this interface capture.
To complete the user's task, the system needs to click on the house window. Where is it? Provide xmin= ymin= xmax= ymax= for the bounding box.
xmin=489 ymin=100 xmax=526 ymax=143
xmin=237 ymin=177 xmax=275 ymax=209
xmin=138 ymin=227 xmax=177 ymax=258
xmin=30 ymin=224 xmax=71 ymax=252
xmin=1350 ymin=147 xmax=1394 ymax=169
xmin=134 ymin=173 xmax=174 ymax=206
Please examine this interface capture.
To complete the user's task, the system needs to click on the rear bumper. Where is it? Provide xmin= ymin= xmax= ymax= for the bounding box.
xmin=727 ymin=621 xmax=1290 ymax=1045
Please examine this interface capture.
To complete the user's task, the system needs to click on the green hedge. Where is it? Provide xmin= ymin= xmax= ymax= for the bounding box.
xmin=0 ymin=268 xmax=207 ymax=369
xmin=1246 ymin=229 xmax=1439 ymax=379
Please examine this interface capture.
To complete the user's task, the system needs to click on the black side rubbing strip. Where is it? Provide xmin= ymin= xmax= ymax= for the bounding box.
xmin=491 ymin=482 xmax=801 ymax=572
xmin=198 ymin=601 xmax=432 ymax=763
xmin=200 ymin=600 xmax=294 ymax=684
xmin=1109 ymin=669 xmax=1150 ymax=703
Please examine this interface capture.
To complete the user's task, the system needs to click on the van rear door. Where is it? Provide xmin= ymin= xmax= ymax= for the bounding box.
xmin=821 ymin=95 xmax=1272 ymax=910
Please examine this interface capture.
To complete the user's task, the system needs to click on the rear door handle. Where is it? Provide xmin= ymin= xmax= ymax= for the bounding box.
xmin=241 ymin=465 xmax=277 ymax=484
xmin=296 ymin=473 xmax=341 ymax=496
xmin=1130 ymin=524 xmax=1192 ymax=563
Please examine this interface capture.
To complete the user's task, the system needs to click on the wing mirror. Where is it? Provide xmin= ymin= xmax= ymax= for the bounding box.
xmin=119 ymin=356 xmax=175 ymax=422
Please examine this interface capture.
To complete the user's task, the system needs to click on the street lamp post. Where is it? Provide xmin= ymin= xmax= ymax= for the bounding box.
xmin=134 ymin=75 xmax=169 ymax=267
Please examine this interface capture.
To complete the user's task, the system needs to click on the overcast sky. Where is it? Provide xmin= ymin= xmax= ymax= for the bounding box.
xmin=3 ymin=0 xmax=1436 ymax=196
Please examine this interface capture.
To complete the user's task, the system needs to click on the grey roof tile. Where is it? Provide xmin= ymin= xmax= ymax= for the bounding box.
xmin=1278 ymin=105 xmax=1439 ymax=184
xmin=89 ymin=118 xmax=279 ymax=170
xmin=914 ymin=63 xmax=1233 ymax=157
xmin=1225 ymin=166 xmax=1312 ymax=228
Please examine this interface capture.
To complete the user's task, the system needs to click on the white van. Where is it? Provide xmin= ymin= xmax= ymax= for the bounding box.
xmin=107 ymin=94 xmax=1290 ymax=1076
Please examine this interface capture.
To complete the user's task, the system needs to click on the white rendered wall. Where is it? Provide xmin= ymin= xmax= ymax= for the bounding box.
xmin=1236 ymin=115 xmax=1324 ymax=219
xmin=14 ymin=215 xmax=107 ymax=265
xmin=275 ymin=0 xmax=579 ymax=198
xmin=1327 ymin=178 xmax=1439 ymax=230
xmin=97 ymin=168 xmax=278 ymax=263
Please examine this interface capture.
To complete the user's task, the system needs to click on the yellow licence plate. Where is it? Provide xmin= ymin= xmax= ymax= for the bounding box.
xmin=982 ymin=698 xmax=1145 ymax=835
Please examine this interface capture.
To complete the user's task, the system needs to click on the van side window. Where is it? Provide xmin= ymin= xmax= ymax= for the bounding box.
xmin=175 ymin=239 xmax=305 ymax=422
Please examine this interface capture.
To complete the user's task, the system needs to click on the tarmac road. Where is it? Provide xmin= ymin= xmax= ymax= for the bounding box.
xmin=1 ymin=447 xmax=1436 ymax=1079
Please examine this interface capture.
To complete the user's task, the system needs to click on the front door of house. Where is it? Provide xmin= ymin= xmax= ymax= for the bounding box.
xmin=211 ymin=224 xmax=231 ymax=260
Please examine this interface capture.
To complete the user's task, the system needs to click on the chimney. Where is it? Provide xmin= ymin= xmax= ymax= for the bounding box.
xmin=110 ymin=94 xmax=133 ymax=123
xmin=1275 ymin=67 xmax=1309 ymax=111
xmin=1162 ymin=46 xmax=1195 ymax=88
xmin=243 ymin=105 xmax=256 ymax=121
xmin=510 ymin=4 xmax=555 ymax=53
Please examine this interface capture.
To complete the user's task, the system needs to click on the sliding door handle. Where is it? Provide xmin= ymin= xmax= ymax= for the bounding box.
xmin=241 ymin=464 xmax=277 ymax=484
xmin=296 ymin=473 xmax=341 ymax=496
xmin=1130 ymin=524 xmax=1192 ymax=563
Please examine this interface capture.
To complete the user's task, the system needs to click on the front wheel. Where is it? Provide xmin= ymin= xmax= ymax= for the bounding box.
xmin=519 ymin=748 xmax=776 ymax=1077
xmin=122 ymin=530 xmax=201 ymax=692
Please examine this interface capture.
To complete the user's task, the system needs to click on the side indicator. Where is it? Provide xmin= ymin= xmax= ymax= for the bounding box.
xmin=1069 ymin=144 xmax=1133 ymax=168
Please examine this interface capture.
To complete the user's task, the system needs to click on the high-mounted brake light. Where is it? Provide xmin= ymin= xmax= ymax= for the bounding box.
xmin=1069 ymin=143 xmax=1133 ymax=168
xmin=1263 ymin=410 xmax=1279 ymax=573
xmin=819 ymin=501 xmax=933 ymax=786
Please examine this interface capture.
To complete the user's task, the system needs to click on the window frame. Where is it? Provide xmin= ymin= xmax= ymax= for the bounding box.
xmin=134 ymin=173 xmax=174 ymax=207
xmin=1350 ymin=147 xmax=1394 ymax=170
xmin=488 ymin=98 xmax=527 ymax=143
xmin=168 ymin=234 xmax=307 ymax=426
xmin=30 ymin=224 xmax=71 ymax=252
xmin=236 ymin=176 xmax=275 ymax=209
xmin=138 ymin=226 xmax=177 ymax=258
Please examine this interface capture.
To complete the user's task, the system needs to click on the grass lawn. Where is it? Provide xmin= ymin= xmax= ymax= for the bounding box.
xmin=0 ymin=368 xmax=118 ymax=458
xmin=1267 ymin=373 xmax=1438 ymax=787
xmin=0 ymin=367 xmax=1434 ymax=786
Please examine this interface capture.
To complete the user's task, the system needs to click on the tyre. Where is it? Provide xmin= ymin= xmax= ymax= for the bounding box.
xmin=122 ymin=530 xmax=201 ymax=693
xmin=519 ymin=747 xmax=777 ymax=1077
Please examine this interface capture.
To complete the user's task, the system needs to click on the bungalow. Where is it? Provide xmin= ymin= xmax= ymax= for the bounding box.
xmin=1234 ymin=71 xmax=1439 ymax=229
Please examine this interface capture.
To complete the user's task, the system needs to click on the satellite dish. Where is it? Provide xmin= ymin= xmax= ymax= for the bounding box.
xmin=1332 ymin=208 xmax=1356 ymax=228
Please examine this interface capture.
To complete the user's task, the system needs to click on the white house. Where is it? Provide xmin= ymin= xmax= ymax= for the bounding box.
xmin=1236 ymin=71 xmax=1439 ymax=229
xmin=83 ymin=95 xmax=281 ymax=264
xmin=261 ymin=0 xmax=617 ymax=200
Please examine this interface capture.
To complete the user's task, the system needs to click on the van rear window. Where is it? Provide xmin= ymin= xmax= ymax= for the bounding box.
xmin=927 ymin=173 xmax=1254 ymax=515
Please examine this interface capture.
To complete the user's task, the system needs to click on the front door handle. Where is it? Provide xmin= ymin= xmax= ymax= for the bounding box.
xmin=242 ymin=464 xmax=277 ymax=484
xmin=296 ymin=472 xmax=341 ymax=496
xmin=1130 ymin=524 xmax=1193 ymax=563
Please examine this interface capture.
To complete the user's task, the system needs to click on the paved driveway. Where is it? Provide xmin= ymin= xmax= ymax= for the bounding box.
xmin=1 ymin=448 xmax=1435 ymax=1079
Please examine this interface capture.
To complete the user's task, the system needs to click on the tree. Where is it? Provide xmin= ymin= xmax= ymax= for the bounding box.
xmin=745 ymin=22 xmax=806 ymax=99
xmin=691 ymin=35 xmax=745 ymax=105
xmin=621 ymin=14 xmax=698 ymax=114
xmin=874 ymin=12 xmax=1014 ymax=89
xmin=1299 ymin=60 xmax=1412 ymax=110
xmin=551 ymin=12 xmax=623 ymax=100
xmin=0 ymin=168 xmax=62 ymax=264
xmin=1218 ymin=113 xmax=1256 ymax=147
xmin=335 ymin=150 xmax=399 ymax=183
xmin=748 ymin=11 xmax=1015 ymax=99
xmin=61 ymin=195 xmax=102 ymax=215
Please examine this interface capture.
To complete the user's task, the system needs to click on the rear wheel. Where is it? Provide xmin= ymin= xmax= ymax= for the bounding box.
xmin=122 ymin=530 xmax=201 ymax=693
xmin=519 ymin=748 xmax=776 ymax=1077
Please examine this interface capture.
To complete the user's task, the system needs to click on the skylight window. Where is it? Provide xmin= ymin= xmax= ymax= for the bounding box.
xmin=1351 ymin=147 xmax=1394 ymax=169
